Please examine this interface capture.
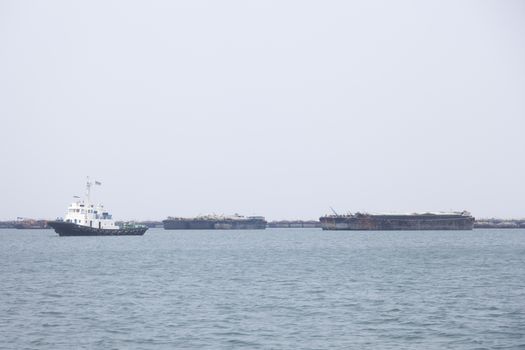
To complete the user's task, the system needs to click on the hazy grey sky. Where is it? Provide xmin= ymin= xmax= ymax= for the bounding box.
xmin=1 ymin=1 xmax=524 ymax=220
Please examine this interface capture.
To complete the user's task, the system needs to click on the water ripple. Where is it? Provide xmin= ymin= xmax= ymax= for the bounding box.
xmin=0 ymin=228 xmax=524 ymax=349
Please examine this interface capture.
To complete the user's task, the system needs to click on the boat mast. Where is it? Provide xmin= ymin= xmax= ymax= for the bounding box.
xmin=84 ymin=177 xmax=101 ymax=222
xmin=85 ymin=176 xmax=92 ymax=221
xmin=86 ymin=177 xmax=92 ymax=205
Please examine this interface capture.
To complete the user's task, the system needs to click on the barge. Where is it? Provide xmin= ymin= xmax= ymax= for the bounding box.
xmin=163 ymin=214 xmax=267 ymax=230
xmin=320 ymin=211 xmax=475 ymax=231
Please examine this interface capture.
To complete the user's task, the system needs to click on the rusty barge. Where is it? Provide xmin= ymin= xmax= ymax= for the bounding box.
xmin=320 ymin=211 xmax=475 ymax=231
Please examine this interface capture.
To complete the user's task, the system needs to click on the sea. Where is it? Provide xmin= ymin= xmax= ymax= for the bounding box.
xmin=1 ymin=228 xmax=524 ymax=349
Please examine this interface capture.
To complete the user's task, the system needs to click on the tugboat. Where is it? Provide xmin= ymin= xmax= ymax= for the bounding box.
xmin=47 ymin=178 xmax=148 ymax=236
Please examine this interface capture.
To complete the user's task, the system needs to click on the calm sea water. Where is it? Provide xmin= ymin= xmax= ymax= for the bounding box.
xmin=1 ymin=228 xmax=524 ymax=349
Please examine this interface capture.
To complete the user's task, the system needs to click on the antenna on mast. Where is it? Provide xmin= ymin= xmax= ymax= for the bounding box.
xmin=85 ymin=177 xmax=102 ymax=205
xmin=85 ymin=176 xmax=102 ymax=220
xmin=86 ymin=176 xmax=92 ymax=204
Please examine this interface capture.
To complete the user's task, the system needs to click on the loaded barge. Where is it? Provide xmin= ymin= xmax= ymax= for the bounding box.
xmin=320 ymin=211 xmax=475 ymax=231
xmin=163 ymin=214 xmax=267 ymax=230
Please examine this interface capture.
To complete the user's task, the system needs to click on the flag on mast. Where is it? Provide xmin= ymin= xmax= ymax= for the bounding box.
xmin=95 ymin=181 xmax=102 ymax=185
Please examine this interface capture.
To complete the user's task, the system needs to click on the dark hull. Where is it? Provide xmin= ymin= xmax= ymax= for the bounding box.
xmin=163 ymin=219 xmax=267 ymax=230
xmin=320 ymin=215 xmax=474 ymax=231
xmin=14 ymin=221 xmax=49 ymax=229
xmin=14 ymin=225 xmax=50 ymax=229
xmin=48 ymin=221 xmax=147 ymax=236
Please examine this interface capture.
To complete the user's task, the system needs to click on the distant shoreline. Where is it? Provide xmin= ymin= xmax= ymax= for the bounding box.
xmin=2 ymin=218 xmax=525 ymax=229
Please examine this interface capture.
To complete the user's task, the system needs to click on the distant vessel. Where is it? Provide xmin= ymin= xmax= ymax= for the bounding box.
xmin=47 ymin=178 xmax=148 ymax=236
xmin=320 ymin=211 xmax=475 ymax=231
xmin=0 ymin=221 xmax=16 ymax=229
xmin=163 ymin=214 xmax=267 ymax=230
xmin=14 ymin=218 xmax=49 ymax=229
xmin=267 ymin=220 xmax=322 ymax=228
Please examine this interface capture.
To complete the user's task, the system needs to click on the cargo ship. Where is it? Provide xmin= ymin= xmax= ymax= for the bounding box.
xmin=163 ymin=214 xmax=267 ymax=230
xmin=320 ymin=211 xmax=474 ymax=231
xmin=47 ymin=178 xmax=148 ymax=236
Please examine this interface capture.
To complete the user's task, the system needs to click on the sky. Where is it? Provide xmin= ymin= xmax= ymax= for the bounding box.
xmin=0 ymin=1 xmax=524 ymax=221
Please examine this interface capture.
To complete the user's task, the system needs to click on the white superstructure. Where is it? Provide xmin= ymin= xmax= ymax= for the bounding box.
xmin=63 ymin=178 xmax=118 ymax=230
